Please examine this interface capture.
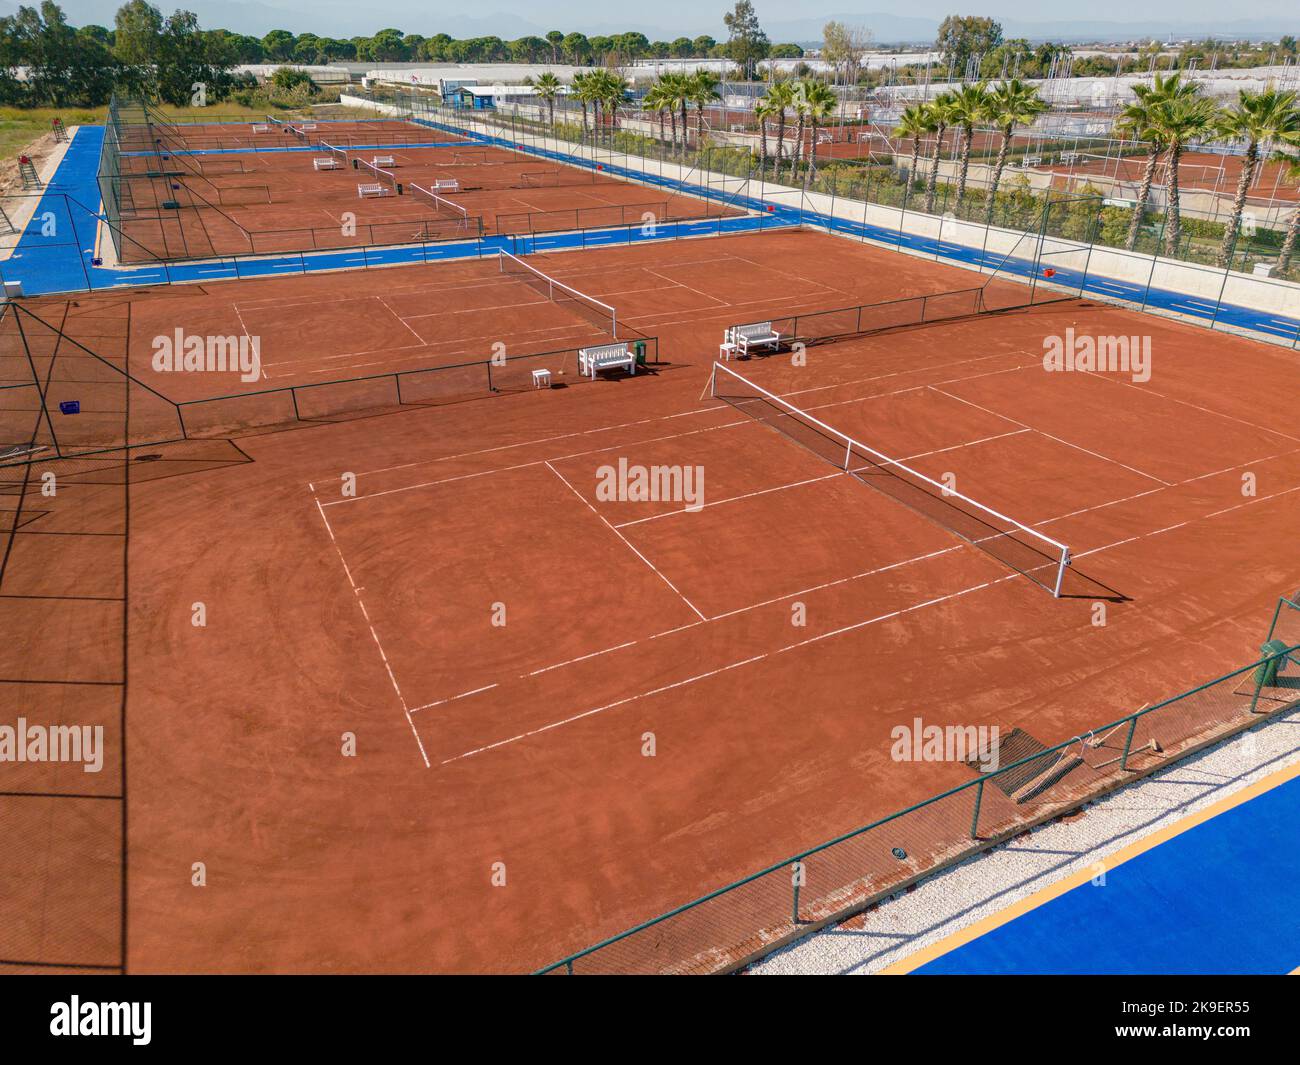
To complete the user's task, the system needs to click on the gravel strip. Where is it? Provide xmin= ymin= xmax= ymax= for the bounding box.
xmin=749 ymin=704 xmax=1300 ymax=974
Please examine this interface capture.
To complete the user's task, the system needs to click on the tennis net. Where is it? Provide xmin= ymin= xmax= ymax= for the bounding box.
xmin=410 ymin=182 xmax=468 ymax=221
xmin=354 ymin=157 xmax=401 ymax=192
xmin=516 ymin=169 xmax=598 ymax=189
xmin=498 ymin=250 xmax=617 ymax=338
xmin=285 ymin=124 xmax=308 ymax=143
xmin=320 ymin=141 xmax=349 ymax=165
xmin=711 ymin=362 xmax=1072 ymax=596
xmin=266 ymin=114 xmax=284 ymax=127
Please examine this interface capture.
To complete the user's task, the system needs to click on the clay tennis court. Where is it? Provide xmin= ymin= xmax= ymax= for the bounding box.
xmin=1039 ymin=149 xmax=1299 ymax=202
xmin=112 ymin=131 xmax=740 ymax=261
xmin=118 ymin=116 xmax=463 ymax=154
xmin=5 ymin=224 xmax=1297 ymax=974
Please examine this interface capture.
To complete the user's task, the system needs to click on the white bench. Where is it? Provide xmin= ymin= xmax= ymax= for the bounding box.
xmin=372 ymin=155 xmax=397 ymax=167
xmin=1022 ymin=154 xmax=1043 ymax=167
xmin=251 ymin=123 xmax=271 ymax=134
xmin=1060 ymin=151 xmax=1079 ymax=165
xmin=314 ymin=158 xmax=342 ymax=170
xmin=578 ymin=342 xmax=635 ymax=378
xmin=300 ymin=122 xmax=318 ymax=131
xmin=357 ymin=183 xmax=392 ymax=198
xmin=726 ymin=322 xmax=783 ymax=359
xmin=432 ymin=178 xmax=460 ymax=192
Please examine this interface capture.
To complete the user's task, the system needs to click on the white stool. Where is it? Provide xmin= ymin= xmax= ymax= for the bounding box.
xmin=719 ymin=341 xmax=737 ymax=361
xmin=532 ymin=368 xmax=552 ymax=389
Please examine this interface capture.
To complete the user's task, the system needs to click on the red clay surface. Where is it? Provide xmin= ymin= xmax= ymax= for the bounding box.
xmin=119 ymin=117 xmax=463 ymax=154
xmin=4 ymin=228 xmax=1298 ymax=974
xmin=1039 ymin=149 xmax=1299 ymax=203
xmin=114 ymin=123 xmax=736 ymax=262
xmin=28 ymin=233 xmax=1032 ymax=435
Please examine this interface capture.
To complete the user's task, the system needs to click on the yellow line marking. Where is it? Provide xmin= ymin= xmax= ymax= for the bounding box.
xmin=881 ymin=757 xmax=1300 ymax=974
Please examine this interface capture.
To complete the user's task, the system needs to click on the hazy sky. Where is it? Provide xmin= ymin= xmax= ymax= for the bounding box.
xmin=40 ymin=0 xmax=1299 ymax=37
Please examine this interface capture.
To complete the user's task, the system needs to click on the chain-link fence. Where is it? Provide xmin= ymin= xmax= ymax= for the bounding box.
xmin=0 ymin=301 xmax=660 ymax=458
xmin=364 ymin=88 xmax=1299 ymax=349
xmin=538 ymin=607 xmax=1300 ymax=974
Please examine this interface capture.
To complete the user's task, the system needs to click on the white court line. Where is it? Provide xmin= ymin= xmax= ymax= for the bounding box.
xmin=1183 ymin=448 xmax=1300 ymax=484
xmin=378 ymin=294 xmax=427 ymax=346
xmin=1082 ymin=367 xmax=1300 ymax=446
xmin=613 ymin=471 xmax=840 ymax=528
xmin=611 ymin=429 xmax=1030 ymax=530
xmin=440 ymin=473 xmax=1300 ymax=765
xmin=440 ymin=571 xmax=1014 ymax=765
xmin=307 ymin=329 xmax=1296 ymax=761
xmin=764 ymin=351 xmax=1040 ymax=413
xmin=525 ymin=639 xmax=640 ymax=677
xmin=545 ymin=461 xmax=706 ymax=622
xmin=410 ymin=683 xmax=499 ymax=714
xmin=929 ymin=385 xmax=1173 ymax=487
xmin=444 ymin=653 xmax=780 ymax=764
xmin=424 ymin=542 xmax=977 ymax=729
xmin=312 ymin=494 xmax=430 ymax=767
xmin=321 ymin=412 xmax=748 ymax=508
xmin=708 ymin=542 xmax=965 ymax=622
xmin=333 ymin=400 xmax=724 ymax=482
xmin=230 ymin=303 xmax=265 ymax=380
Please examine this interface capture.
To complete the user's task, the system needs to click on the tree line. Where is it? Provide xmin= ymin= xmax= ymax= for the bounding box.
xmin=0 ymin=0 xmax=809 ymax=108
xmin=931 ymin=15 xmax=1300 ymax=83
xmin=889 ymin=77 xmax=1300 ymax=269
xmin=520 ymin=66 xmax=1300 ymax=272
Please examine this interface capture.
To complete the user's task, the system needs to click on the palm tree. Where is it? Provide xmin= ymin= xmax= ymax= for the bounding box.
xmin=588 ymin=72 xmax=605 ymax=142
xmin=761 ymin=81 xmax=796 ymax=180
xmin=689 ymin=70 xmax=722 ymax=150
xmin=788 ymin=80 xmax=813 ymax=177
xmin=583 ymin=69 xmax=620 ymax=144
xmin=1275 ymin=153 xmax=1300 ymax=275
xmin=892 ymin=103 xmax=930 ymax=187
xmin=528 ymin=71 xmax=562 ymax=128
xmin=674 ymin=73 xmax=692 ymax=156
xmin=754 ymin=96 xmax=775 ymax=178
xmin=654 ymin=71 xmax=690 ymax=156
xmin=982 ymin=79 xmax=1046 ymax=223
xmin=572 ymin=70 xmax=595 ymax=139
xmin=1213 ymin=89 xmax=1300 ymax=267
xmin=1116 ymin=73 xmax=1201 ymax=250
xmin=924 ymin=92 xmax=957 ymax=214
xmin=643 ymin=82 xmax=672 ymax=146
xmin=803 ymin=81 xmax=839 ymax=179
xmin=602 ymin=72 xmax=630 ymax=143
xmin=1149 ymin=93 xmax=1220 ymax=255
xmin=947 ymin=82 xmax=990 ymax=208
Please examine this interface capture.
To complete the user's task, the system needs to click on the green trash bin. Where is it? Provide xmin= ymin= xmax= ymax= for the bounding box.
xmin=633 ymin=340 xmax=647 ymax=367
xmin=1255 ymin=639 xmax=1291 ymax=687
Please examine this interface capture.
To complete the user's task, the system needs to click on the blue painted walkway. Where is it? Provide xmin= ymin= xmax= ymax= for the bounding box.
xmin=911 ymin=769 xmax=1300 ymax=975
xmin=2 ymin=119 xmax=1297 ymax=348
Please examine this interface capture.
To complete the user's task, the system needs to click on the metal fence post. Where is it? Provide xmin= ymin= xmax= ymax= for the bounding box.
xmin=969 ymin=779 xmax=984 ymax=838
xmin=791 ymin=863 xmax=801 ymax=925
xmin=1119 ymin=717 xmax=1139 ymax=770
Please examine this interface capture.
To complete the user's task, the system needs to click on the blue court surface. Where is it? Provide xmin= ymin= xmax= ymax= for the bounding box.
xmin=901 ymin=765 xmax=1300 ymax=975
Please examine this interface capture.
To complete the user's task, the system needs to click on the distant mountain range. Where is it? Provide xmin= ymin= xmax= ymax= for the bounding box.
xmin=6 ymin=2 xmax=1296 ymax=46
